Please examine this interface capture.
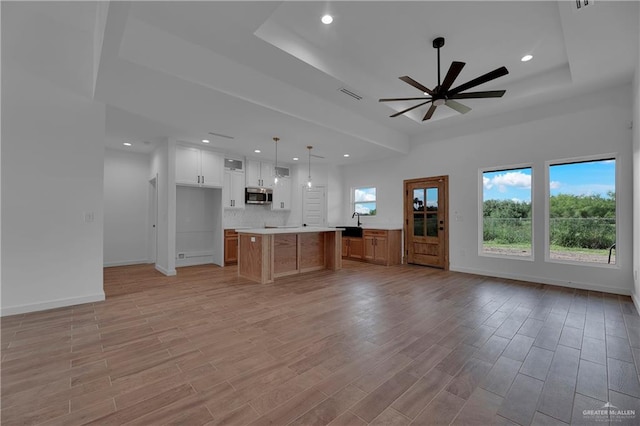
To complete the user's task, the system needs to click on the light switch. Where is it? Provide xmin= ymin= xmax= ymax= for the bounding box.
xmin=251 ymin=236 xmax=256 ymax=242
xmin=83 ymin=212 xmax=94 ymax=223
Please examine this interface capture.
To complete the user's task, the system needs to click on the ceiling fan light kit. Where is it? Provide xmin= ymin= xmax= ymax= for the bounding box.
xmin=379 ymin=36 xmax=509 ymax=121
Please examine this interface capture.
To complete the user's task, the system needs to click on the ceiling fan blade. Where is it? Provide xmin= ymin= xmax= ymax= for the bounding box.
xmin=422 ymin=104 xmax=437 ymax=121
xmin=399 ymin=76 xmax=434 ymax=95
xmin=440 ymin=61 xmax=466 ymax=93
xmin=390 ymin=100 xmax=432 ymax=117
xmin=449 ymin=90 xmax=506 ymax=99
xmin=379 ymin=97 xmax=432 ymax=102
xmin=310 ymin=154 xmax=325 ymax=159
xmin=445 ymin=100 xmax=471 ymax=114
xmin=448 ymin=66 xmax=509 ymax=96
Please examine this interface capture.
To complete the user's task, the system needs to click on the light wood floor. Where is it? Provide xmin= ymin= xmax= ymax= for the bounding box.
xmin=2 ymin=261 xmax=639 ymax=425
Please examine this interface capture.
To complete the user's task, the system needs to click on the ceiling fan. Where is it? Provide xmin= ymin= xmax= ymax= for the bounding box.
xmin=379 ymin=37 xmax=509 ymax=121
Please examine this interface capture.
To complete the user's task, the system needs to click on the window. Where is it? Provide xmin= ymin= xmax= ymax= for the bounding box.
xmin=353 ymin=187 xmax=376 ymax=215
xmin=548 ymin=157 xmax=616 ymax=265
xmin=481 ymin=166 xmax=532 ymax=257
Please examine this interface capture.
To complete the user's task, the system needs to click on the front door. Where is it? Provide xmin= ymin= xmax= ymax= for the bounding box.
xmin=404 ymin=176 xmax=449 ymax=269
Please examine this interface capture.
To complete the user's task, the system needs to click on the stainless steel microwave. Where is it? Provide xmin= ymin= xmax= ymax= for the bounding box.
xmin=245 ymin=187 xmax=273 ymax=205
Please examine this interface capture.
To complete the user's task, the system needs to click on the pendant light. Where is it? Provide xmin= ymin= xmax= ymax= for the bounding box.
xmin=273 ymin=137 xmax=280 ymax=184
xmin=306 ymin=145 xmax=313 ymax=188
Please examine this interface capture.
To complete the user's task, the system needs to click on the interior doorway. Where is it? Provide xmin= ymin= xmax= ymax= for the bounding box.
xmin=302 ymin=185 xmax=326 ymax=226
xmin=148 ymin=175 xmax=158 ymax=265
xmin=404 ymin=176 xmax=449 ymax=269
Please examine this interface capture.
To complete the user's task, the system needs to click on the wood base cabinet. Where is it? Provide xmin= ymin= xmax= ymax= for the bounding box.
xmin=224 ymin=229 xmax=238 ymax=265
xmin=342 ymin=237 xmax=364 ymax=260
xmin=343 ymin=229 xmax=401 ymax=266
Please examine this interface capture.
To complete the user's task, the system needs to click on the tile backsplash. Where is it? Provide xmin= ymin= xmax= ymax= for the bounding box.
xmin=224 ymin=205 xmax=291 ymax=228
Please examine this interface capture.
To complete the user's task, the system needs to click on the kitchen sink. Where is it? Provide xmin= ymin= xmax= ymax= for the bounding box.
xmin=338 ymin=226 xmax=363 ymax=238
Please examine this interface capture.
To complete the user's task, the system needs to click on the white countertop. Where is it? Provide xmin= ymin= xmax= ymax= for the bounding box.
xmin=236 ymin=227 xmax=340 ymax=235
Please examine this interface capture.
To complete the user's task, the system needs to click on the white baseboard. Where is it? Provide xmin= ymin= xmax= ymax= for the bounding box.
xmin=176 ymin=256 xmax=214 ymax=268
xmin=103 ymin=259 xmax=149 ymax=268
xmin=1 ymin=293 xmax=105 ymax=317
xmin=155 ymin=264 xmax=176 ymax=276
xmin=450 ymin=265 xmax=631 ymax=296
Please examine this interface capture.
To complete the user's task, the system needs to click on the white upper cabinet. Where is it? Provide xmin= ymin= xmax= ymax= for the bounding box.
xmin=175 ymin=145 xmax=223 ymax=188
xmin=223 ymin=169 xmax=245 ymax=209
xmin=246 ymin=159 xmax=274 ymax=187
xmin=175 ymin=146 xmax=201 ymax=186
xmin=199 ymin=149 xmax=224 ymax=187
xmin=272 ymin=176 xmax=292 ymax=210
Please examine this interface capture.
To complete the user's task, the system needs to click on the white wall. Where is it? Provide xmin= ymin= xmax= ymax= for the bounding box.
xmin=632 ymin=6 xmax=640 ymax=309
xmin=1 ymin=64 xmax=106 ymax=315
xmin=103 ymin=148 xmax=150 ymax=266
xmin=341 ymin=83 xmax=634 ymax=295
xmin=286 ymin=162 xmax=342 ymax=227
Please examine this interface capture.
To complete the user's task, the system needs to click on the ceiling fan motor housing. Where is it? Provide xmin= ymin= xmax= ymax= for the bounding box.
xmin=432 ymin=37 xmax=445 ymax=49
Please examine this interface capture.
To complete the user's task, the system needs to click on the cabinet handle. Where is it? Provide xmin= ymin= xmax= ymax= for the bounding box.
xmin=281 ymin=202 xmax=284 ymax=209
xmin=202 ymin=175 xmax=205 ymax=184
xmin=197 ymin=175 xmax=200 ymax=184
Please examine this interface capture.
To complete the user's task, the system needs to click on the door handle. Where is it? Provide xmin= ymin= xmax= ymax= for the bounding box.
xmin=439 ymin=227 xmax=444 ymax=230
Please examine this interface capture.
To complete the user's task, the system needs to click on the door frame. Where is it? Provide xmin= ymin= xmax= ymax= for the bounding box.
xmin=148 ymin=175 xmax=158 ymax=265
xmin=403 ymin=175 xmax=449 ymax=270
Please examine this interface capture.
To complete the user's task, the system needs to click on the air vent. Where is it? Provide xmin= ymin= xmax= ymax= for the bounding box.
xmin=338 ymin=87 xmax=363 ymax=101
xmin=208 ymin=131 xmax=234 ymax=139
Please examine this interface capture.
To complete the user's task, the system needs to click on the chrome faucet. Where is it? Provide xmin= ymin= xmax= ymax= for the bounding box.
xmin=352 ymin=212 xmax=362 ymax=227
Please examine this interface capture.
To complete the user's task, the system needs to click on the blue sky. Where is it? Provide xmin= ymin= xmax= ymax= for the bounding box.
xmin=482 ymin=159 xmax=615 ymax=202
xmin=483 ymin=167 xmax=532 ymax=203
xmin=549 ymin=160 xmax=615 ymax=197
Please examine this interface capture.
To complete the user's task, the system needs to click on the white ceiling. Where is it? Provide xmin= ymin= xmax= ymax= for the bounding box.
xmin=4 ymin=1 xmax=639 ymax=164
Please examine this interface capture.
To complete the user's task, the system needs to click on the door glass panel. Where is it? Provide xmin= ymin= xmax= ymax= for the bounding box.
xmin=413 ymin=214 xmax=424 ymax=237
xmin=426 ymin=188 xmax=438 ymax=211
xmin=413 ymin=189 xmax=425 ymax=211
xmin=426 ymin=214 xmax=438 ymax=237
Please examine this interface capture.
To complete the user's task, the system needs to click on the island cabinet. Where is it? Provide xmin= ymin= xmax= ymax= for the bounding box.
xmin=343 ymin=229 xmax=401 ymax=266
xmin=224 ymin=229 xmax=239 ymax=265
xmin=237 ymin=228 xmax=342 ymax=284
xmin=342 ymin=237 xmax=364 ymax=260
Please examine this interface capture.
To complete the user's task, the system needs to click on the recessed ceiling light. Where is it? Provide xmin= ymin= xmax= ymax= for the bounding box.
xmin=123 ymin=142 xmax=132 ymax=146
xmin=343 ymin=154 xmax=350 ymax=157
xmin=293 ymin=157 xmax=299 ymax=161
xmin=321 ymin=14 xmax=333 ymax=24
xmin=423 ymin=92 xmax=429 ymax=96
xmin=202 ymin=139 xmax=210 ymax=143
xmin=521 ymin=54 xmax=533 ymax=62
xmin=254 ymin=149 xmax=261 ymax=153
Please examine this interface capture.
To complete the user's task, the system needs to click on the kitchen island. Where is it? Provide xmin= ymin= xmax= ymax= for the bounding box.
xmin=237 ymin=227 xmax=342 ymax=284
